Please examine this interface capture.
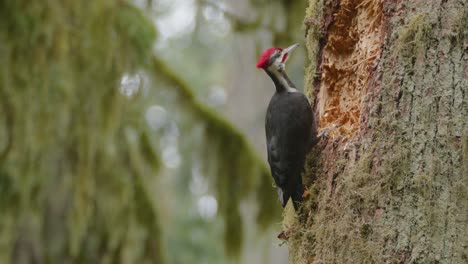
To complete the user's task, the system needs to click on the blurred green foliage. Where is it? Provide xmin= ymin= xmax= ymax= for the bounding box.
xmin=0 ymin=0 xmax=281 ymax=263
xmin=149 ymin=56 xmax=278 ymax=257
xmin=0 ymin=0 xmax=163 ymax=263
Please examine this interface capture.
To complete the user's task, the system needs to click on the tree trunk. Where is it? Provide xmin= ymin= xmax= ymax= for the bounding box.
xmin=288 ymin=0 xmax=467 ymax=263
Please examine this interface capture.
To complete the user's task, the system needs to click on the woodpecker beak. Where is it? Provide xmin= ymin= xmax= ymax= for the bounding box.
xmin=283 ymin=43 xmax=299 ymax=54
xmin=281 ymin=43 xmax=299 ymax=63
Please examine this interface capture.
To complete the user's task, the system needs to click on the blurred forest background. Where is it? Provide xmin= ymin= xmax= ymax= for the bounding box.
xmin=0 ymin=0 xmax=309 ymax=263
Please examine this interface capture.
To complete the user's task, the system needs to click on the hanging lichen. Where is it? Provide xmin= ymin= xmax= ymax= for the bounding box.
xmin=0 ymin=0 xmax=280 ymax=262
xmin=0 ymin=0 xmax=160 ymax=262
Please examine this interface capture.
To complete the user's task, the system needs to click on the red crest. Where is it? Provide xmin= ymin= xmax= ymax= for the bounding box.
xmin=256 ymin=47 xmax=282 ymax=69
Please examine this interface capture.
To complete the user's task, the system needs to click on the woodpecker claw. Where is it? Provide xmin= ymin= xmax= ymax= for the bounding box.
xmin=318 ymin=124 xmax=341 ymax=139
xmin=318 ymin=130 xmax=328 ymax=139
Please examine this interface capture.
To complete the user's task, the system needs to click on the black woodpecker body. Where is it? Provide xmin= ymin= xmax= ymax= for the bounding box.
xmin=257 ymin=44 xmax=314 ymax=211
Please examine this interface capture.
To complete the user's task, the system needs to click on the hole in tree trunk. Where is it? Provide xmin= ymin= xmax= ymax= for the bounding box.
xmin=318 ymin=0 xmax=383 ymax=137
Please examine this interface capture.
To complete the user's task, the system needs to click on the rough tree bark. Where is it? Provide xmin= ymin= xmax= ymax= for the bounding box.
xmin=287 ymin=0 xmax=467 ymax=263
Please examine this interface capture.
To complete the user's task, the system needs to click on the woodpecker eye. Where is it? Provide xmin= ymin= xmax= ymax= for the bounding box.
xmin=267 ymin=51 xmax=282 ymax=67
xmin=274 ymin=50 xmax=282 ymax=59
xmin=256 ymin=47 xmax=283 ymax=69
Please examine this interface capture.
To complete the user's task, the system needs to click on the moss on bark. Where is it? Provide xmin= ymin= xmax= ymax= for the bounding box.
xmin=289 ymin=0 xmax=468 ymax=263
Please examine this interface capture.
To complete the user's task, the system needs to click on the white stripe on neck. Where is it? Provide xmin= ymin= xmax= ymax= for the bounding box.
xmin=276 ymin=73 xmax=297 ymax=93
xmin=286 ymin=86 xmax=298 ymax=93
xmin=275 ymin=69 xmax=297 ymax=93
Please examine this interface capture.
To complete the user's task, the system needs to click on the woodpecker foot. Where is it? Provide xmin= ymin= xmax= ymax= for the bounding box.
xmin=318 ymin=124 xmax=341 ymax=139
xmin=302 ymin=189 xmax=310 ymax=198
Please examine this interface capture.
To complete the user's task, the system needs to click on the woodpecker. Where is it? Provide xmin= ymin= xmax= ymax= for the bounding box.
xmin=257 ymin=43 xmax=313 ymax=211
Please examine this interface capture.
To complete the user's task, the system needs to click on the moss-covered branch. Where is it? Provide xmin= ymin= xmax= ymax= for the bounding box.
xmin=150 ymin=55 xmax=280 ymax=255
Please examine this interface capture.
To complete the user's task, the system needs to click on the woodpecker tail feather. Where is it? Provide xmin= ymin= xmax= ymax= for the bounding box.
xmin=291 ymin=184 xmax=304 ymax=211
xmin=277 ymin=184 xmax=304 ymax=211
xmin=276 ymin=187 xmax=290 ymax=208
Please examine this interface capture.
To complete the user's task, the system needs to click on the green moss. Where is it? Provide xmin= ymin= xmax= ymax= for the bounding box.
xmin=304 ymin=0 xmax=324 ymax=98
xmin=0 ymin=0 xmax=162 ymax=262
xmin=0 ymin=169 xmax=14 ymax=209
xmin=133 ymin=169 xmax=165 ymax=263
xmin=116 ymin=3 xmax=157 ymax=66
xmin=395 ymin=12 xmax=433 ymax=57
xmin=139 ymin=131 xmax=161 ymax=170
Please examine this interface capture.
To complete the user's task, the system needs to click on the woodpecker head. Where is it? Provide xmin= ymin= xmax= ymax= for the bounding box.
xmin=256 ymin=43 xmax=299 ymax=73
